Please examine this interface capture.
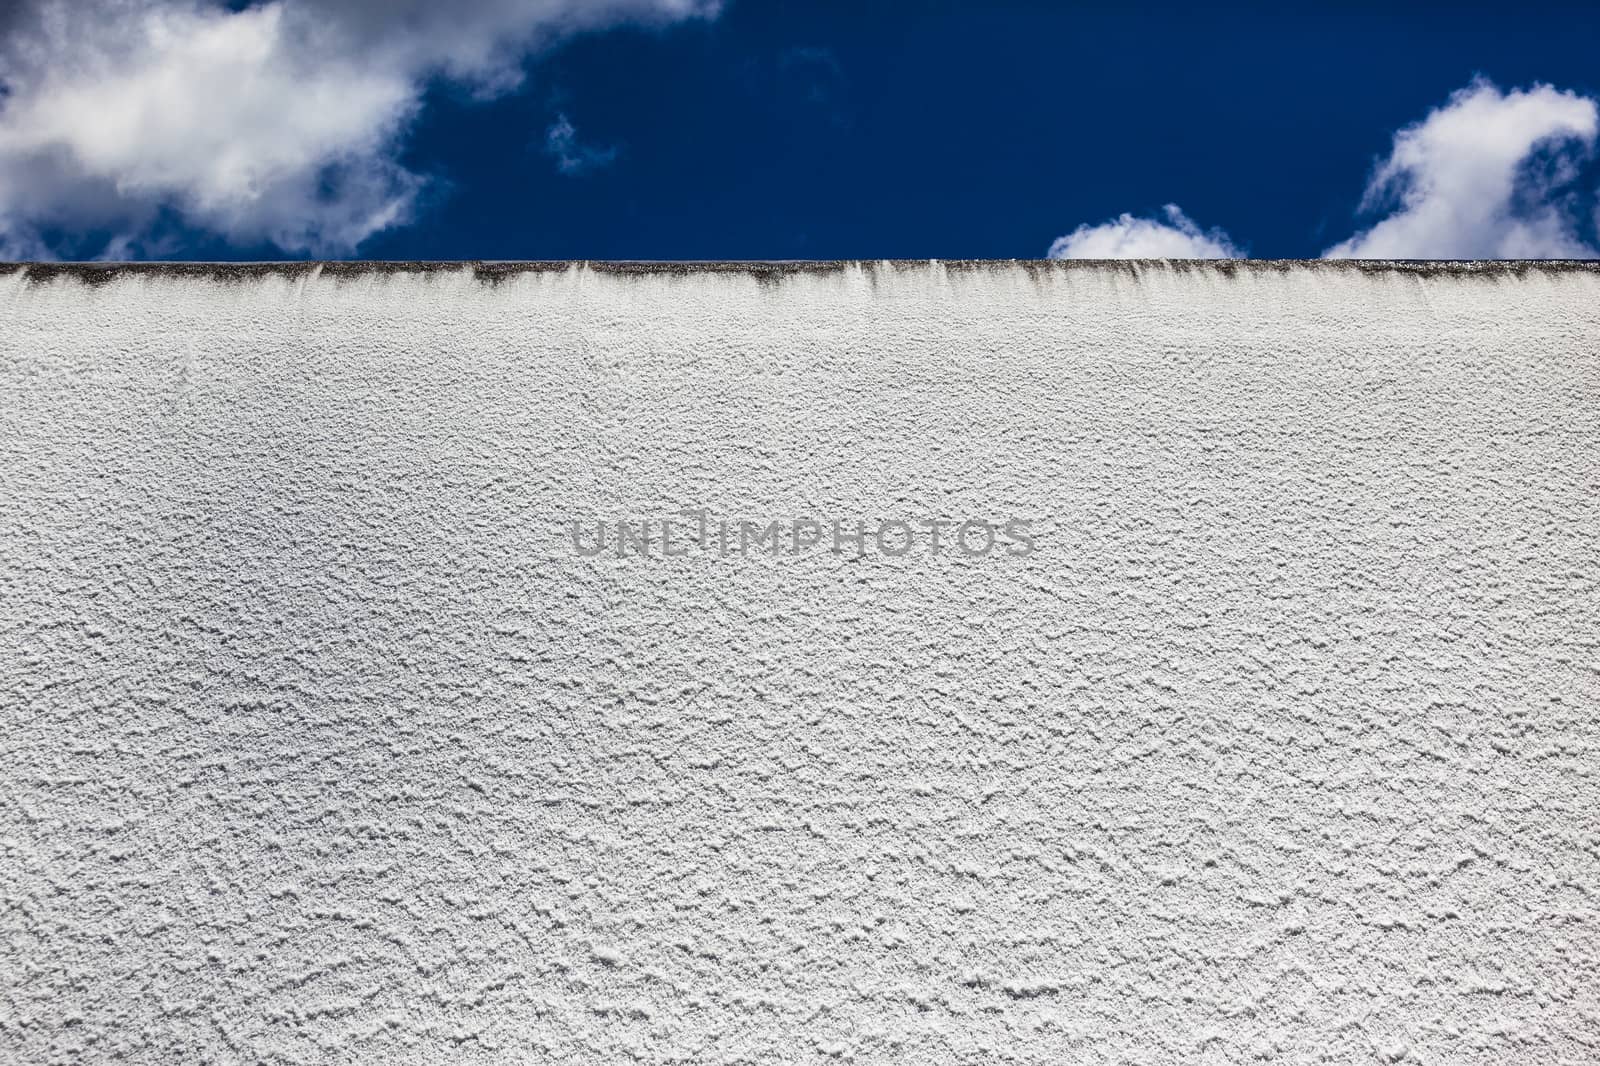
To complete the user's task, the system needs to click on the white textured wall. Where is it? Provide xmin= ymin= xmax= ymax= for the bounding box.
xmin=2 ymin=262 xmax=1597 ymax=1065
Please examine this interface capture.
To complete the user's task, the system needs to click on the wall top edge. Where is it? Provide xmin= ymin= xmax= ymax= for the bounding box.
xmin=6 ymin=259 xmax=1600 ymax=284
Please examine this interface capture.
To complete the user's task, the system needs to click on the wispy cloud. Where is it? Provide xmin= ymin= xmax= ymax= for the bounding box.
xmin=544 ymin=114 xmax=618 ymax=176
xmin=1324 ymin=79 xmax=1598 ymax=259
xmin=1048 ymin=204 xmax=1240 ymax=259
xmin=0 ymin=0 xmax=719 ymax=257
xmin=777 ymin=46 xmax=850 ymax=127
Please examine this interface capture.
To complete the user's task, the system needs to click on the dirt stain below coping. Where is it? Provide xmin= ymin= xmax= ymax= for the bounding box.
xmin=5 ymin=258 xmax=1599 ymax=288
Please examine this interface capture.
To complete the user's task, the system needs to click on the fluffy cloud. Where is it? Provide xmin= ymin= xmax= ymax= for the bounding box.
xmin=1048 ymin=80 xmax=1600 ymax=260
xmin=1048 ymin=203 xmax=1240 ymax=259
xmin=0 ymin=0 xmax=717 ymax=256
xmin=1324 ymin=79 xmax=1598 ymax=258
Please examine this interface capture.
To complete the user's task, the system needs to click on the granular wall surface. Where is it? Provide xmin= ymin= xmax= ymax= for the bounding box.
xmin=1 ymin=261 xmax=1597 ymax=1064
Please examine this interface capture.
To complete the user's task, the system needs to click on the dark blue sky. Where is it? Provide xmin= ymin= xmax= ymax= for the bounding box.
xmin=2 ymin=1 xmax=1597 ymax=260
xmin=353 ymin=1 xmax=1599 ymax=260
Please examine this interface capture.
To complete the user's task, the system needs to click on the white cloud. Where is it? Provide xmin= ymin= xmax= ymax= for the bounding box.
xmin=545 ymin=114 xmax=617 ymax=176
xmin=0 ymin=0 xmax=718 ymax=256
xmin=1047 ymin=204 xmax=1240 ymax=259
xmin=1324 ymin=79 xmax=1599 ymax=259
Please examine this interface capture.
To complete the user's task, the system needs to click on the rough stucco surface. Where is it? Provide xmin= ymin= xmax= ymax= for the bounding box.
xmin=1 ymin=261 xmax=1597 ymax=1065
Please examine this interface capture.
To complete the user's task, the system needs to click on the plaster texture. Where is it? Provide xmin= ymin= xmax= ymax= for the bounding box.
xmin=1 ymin=261 xmax=1597 ymax=1064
